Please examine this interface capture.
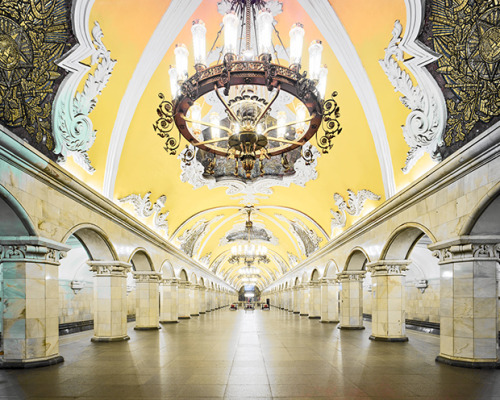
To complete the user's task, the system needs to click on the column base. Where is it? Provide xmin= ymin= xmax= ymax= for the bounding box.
xmin=91 ymin=335 xmax=130 ymax=342
xmin=190 ymin=313 xmax=199 ymax=317
xmin=178 ymin=316 xmax=191 ymax=319
xmin=369 ymin=335 xmax=408 ymax=342
xmin=321 ymin=320 xmax=339 ymax=324
xmin=338 ymin=326 xmax=365 ymax=330
xmin=160 ymin=320 xmax=179 ymax=324
xmin=134 ymin=326 xmax=161 ymax=331
xmin=0 ymin=355 xmax=64 ymax=369
xmin=299 ymin=313 xmax=309 ymax=316
xmin=436 ymin=355 xmax=500 ymax=369
xmin=200 ymin=311 xmax=206 ymax=314
xmin=293 ymin=311 xmax=300 ymax=314
xmin=308 ymin=316 xmax=321 ymax=319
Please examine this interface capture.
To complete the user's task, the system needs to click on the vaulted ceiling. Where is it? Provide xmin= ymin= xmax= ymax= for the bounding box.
xmin=61 ymin=0 xmax=438 ymax=289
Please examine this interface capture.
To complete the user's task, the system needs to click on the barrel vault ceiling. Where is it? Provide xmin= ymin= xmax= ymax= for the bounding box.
xmin=60 ymin=0 xmax=439 ymax=289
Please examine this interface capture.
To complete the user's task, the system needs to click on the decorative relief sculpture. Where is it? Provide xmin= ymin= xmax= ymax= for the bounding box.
xmin=179 ymin=144 xmax=319 ymax=204
xmin=177 ymin=215 xmax=223 ymax=257
xmin=380 ymin=20 xmax=445 ymax=173
xmin=55 ymin=21 xmax=116 ymax=173
xmin=330 ymin=189 xmax=381 ymax=235
xmin=428 ymin=0 xmax=500 ymax=149
xmin=0 ymin=0 xmax=72 ymax=157
xmin=119 ymin=192 xmax=169 ymax=235
xmin=287 ymin=252 xmax=299 ymax=267
xmin=199 ymin=253 xmax=211 ymax=266
xmin=275 ymin=214 xmax=322 ymax=256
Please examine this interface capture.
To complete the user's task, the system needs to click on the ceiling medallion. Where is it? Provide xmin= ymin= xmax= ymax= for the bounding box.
xmin=153 ymin=0 xmax=341 ymax=180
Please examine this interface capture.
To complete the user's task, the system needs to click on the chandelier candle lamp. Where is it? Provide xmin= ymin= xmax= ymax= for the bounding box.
xmin=153 ymin=0 xmax=342 ymax=179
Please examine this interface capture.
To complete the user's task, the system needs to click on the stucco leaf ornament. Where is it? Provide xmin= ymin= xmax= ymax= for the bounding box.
xmin=379 ymin=20 xmax=443 ymax=173
xmin=56 ymin=21 xmax=117 ymax=173
xmin=178 ymin=215 xmax=223 ymax=257
xmin=330 ymin=189 xmax=381 ymax=236
xmin=119 ymin=192 xmax=169 ymax=235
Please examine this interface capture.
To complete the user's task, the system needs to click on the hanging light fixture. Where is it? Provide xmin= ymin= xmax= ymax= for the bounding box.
xmin=153 ymin=0 xmax=342 ymax=179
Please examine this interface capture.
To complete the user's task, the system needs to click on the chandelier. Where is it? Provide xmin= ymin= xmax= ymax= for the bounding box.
xmin=153 ymin=0 xmax=342 ymax=179
xmin=228 ymin=206 xmax=270 ymax=265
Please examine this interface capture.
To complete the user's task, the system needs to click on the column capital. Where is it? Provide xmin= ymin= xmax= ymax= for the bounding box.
xmin=178 ymin=280 xmax=191 ymax=287
xmin=0 ymin=236 xmax=70 ymax=265
xmin=133 ymin=271 xmax=162 ymax=283
xmin=366 ymin=260 xmax=411 ymax=275
xmin=338 ymin=270 xmax=366 ymax=281
xmin=429 ymin=236 xmax=500 ymax=264
xmin=308 ymin=281 xmax=320 ymax=287
xmin=161 ymin=277 xmax=179 ymax=285
xmin=88 ymin=261 xmax=131 ymax=277
xmin=319 ymin=277 xmax=339 ymax=285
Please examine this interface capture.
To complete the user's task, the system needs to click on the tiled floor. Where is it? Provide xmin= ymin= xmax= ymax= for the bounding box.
xmin=1 ymin=308 xmax=500 ymax=399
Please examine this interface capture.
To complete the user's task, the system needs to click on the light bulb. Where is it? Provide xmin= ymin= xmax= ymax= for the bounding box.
xmin=277 ymin=111 xmax=286 ymax=138
xmin=257 ymin=8 xmax=273 ymax=56
xmin=169 ymin=66 xmax=179 ymax=98
xmin=223 ymin=11 xmax=239 ymax=56
xmin=308 ymin=40 xmax=323 ymax=81
xmin=210 ymin=112 xmax=220 ymax=138
xmin=295 ymin=103 xmax=307 ymax=136
xmin=192 ymin=19 xmax=207 ymax=68
xmin=175 ymin=43 xmax=189 ymax=81
xmin=289 ymin=23 xmax=305 ymax=69
xmin=317 ymin=65 xmax=328 ymax=99
xmin=190 ymin=104 xmax=202 ymax=137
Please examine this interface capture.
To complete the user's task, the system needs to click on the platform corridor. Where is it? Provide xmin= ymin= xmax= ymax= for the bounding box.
xmin=1 ymin=308 xmax=500 ymax=399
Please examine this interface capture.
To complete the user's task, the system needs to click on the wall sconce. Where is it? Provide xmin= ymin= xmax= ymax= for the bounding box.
xmin=415 ymin=279 xmax=428 ymax=294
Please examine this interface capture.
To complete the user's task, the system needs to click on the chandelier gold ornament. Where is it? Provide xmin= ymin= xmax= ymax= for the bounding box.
xmin=153 ymin=0 xmax=341 ymax=179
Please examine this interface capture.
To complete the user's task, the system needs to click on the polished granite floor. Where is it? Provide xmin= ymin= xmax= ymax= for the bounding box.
xmin=1 ymin=308 xmax=500 ymax=399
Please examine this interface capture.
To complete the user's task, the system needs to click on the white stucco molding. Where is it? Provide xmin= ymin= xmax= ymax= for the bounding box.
xmin=297 ymin=0 xmax=396 ymax=199
xmin=103 ymin=0 xmax=202 ymax=199
xmin=380 ymin=0 xmax=446 ymax=173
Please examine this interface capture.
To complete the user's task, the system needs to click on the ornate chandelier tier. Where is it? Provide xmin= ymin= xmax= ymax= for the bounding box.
xmin=154 ymin=0 xmax=342 ymax=179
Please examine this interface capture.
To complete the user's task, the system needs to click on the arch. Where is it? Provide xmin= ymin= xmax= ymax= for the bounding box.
xmin=189 ymin=272 xmax=197 ymax=284
xmin=301 ymin=271 xmax=309 ymax=283
xmin=0 ymin=184 xmax=36 ymax=236
xmin=128 ymin=248 xmax=154 ymax=271
xmin=461 ymin=183 xmax=500 ymax=235
xmin=294 ymin=277 xmax=300 ymax=287
xmin=323 ymin=259 xmax=339 ymax=278
xmin=199 ymin=276 xmax=205 ymax=287
xmin=62 ymin=223 xmax=118 ymax=261
xmin=179 ymin=269 xmax=189 ymax=282
xmin=344 ymin=247 xmax=370 ymax=271
xmin=381 ymin=223 xmax=436 ymax=261
xmin=310 ymin=268 xmax=320 ymax=282
xmin=160 ymin=260 xmax=175 ymax=278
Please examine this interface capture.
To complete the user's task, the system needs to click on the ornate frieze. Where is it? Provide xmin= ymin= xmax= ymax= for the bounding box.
xmin=177 ymin=215 xmax=223 ymax=257
xmin=275 ymin=214 xmax=322 ymax=256
xmin=431 ymin=241 xmax=500 ymax=263
xmin=427 ymin=0 xmax=500 ymax=154
xmin=133 ymin=271 xmax=162 ymax=283
xmin=0 ymin=242 xmax=68 ymax=264
xmin=367 ymin=260 xmax=410 ymax=276
xmin=380 ymin=20 xmax=445 ymax=173
xmin=338 ymin=271 xmax=366 ymax=281
xmin=179 ymin=144 xmax=319 ymax=204
xmin=55 ymin=21 xmax=116 ymax=173
xmin=330 ymin=189 xmax=381 ymax=235
xmin=0 ymin=0 xmax=73 ymax=157
xmin=119 ymin=192 xmax=169 ymax=235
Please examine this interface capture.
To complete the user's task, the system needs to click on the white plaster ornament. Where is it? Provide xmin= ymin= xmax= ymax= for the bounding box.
xmin=118 ymin=192 xmax=169 ymax=235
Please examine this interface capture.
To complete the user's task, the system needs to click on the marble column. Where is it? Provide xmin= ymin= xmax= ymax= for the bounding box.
xmin=177 ymin=281 xmax=191 ymax=319
xmin=133 ymin=271 xmax=161 ymax=330
xmin=205 ymin=288 xmax=212 ymax=312
xmin=199 ymin=286 xmax=206 ymax=314
xmin=308 ymin=281 xmax=321 ymax=319
xmin=367 ymin=261 xmax=410 ymax=341
xmin=89 ymin=261 xmax=132 ymax=342
xmin=431 ymin=240 xmax=500 ymax=368
xmin=338 ymin=271 xmax=365 ymax=329
xmin=320 ymin=278 xmax=340 ymax=323
xmin=190 ymin=285 xmax=199 ymax=316
xmin=0 ymin=239 xmax=69 ymax=368
xmin=299 ymin=285 xmax=310 ymax=316
xmin=159 ymin=278 xmax=178 ymax=323
xmin=293 ymin=287 xmax=300 ymax=313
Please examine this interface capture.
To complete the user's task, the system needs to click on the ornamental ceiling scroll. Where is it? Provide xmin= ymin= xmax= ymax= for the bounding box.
xmin=424 ymin=0 xmax=500 ymax=156
xmin=0 ymin=0 xmax=73 ymax=158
